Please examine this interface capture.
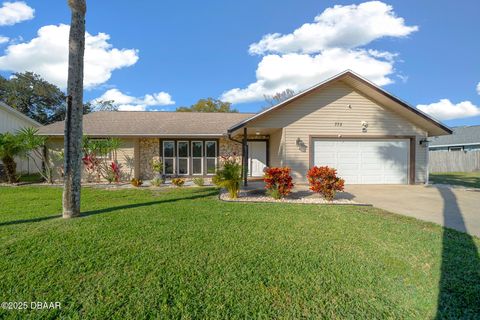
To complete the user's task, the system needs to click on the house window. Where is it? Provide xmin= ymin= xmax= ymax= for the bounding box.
xmin=205 ymin=141 xmax=217 ymax=175
xmin=162 ymin=139 xmax=218 ymax=176
xmin=191 ymin=141 xmax=203 ymax=175
xmin=163 ymin=141 xmax=175 ymax=174
xmin=449 ymin=146 xmax=463 ymax=152
xmin=177 ymin=141 xmax=189 ymax=175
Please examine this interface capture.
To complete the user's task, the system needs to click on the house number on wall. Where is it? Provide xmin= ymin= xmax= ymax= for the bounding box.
xmin=334 ymin=122 xmax=343 ymax=127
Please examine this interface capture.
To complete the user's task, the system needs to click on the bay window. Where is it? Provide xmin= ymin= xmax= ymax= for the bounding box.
xmin=161 ymin=140 xmax=218 ymax=176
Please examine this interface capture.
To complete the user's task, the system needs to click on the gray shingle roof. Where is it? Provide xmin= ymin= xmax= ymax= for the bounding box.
xmin=37 ymin=111 xmax=255 ymax=136
xmin=429 ymin=125 xmax=480 ymax=146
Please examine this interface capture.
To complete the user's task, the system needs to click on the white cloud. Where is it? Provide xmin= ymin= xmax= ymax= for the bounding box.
xmin=417 ymin=99 xmax=480 ymax=121
xmin=222 ymin=1 xmax=417 ymax=104
xmin=96 ymin=88 xmax=175 ymax=111
xmin=0 ymin=24 xmax=139 ymax=88
xmin=222 ymin=49 xmax=394 ymax=104
xmin=248 ymin=1 xmax=417 ymax=55
xmin=0 ymin=1 xmax=34 ymax=26
xmin=0 ymin=35 xmax=9 ymax=44
xmin=477 ymin=82 xmax=480 ymax=95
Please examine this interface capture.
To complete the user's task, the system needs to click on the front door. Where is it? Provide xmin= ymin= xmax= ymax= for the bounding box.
xmin=247 ymin=141 xmax=267 ymax=177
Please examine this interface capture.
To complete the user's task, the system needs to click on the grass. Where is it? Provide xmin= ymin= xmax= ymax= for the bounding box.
xmin=0 ymin=186 xmax=479 ymax=319
xmin=430 ymin=171 xmax=480 ymax=188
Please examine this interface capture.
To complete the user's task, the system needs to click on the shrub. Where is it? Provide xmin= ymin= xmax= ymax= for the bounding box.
xmin=172 ymin=178 xmax=185 ymax=187
xmin=263 ymin=167 xmax=294 ymax=199
xmin=150 ymin=159 xmax=163 ymax=176
xmin=213 ymin=159 xmax=242 ymax=199
xmin=151 ymin=177 xmax=164 ymax=187
xmin=105 ymin=161 xmax=121 ymax=184
xmin=82 ymin=137 xmax=121 ymax=182
xmin=192 ymin=177 xmax=204 ymax=186
xmin=307 ymin=166 xmax=345 ymax=201
xmin=130 ymin=178 xmax=143 ymax=187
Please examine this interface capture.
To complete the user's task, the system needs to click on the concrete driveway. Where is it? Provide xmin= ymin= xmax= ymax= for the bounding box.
xmin=345 ymin=184 xmax=480 ymax=237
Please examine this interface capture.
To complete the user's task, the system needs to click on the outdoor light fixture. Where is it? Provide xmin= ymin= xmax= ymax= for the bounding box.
xmin=296 ymin=138 xmax=307 ymax=152
xmin=255 ymin=130 xmax=260 ymax=135
xmin=419 ymin=138 xmax=429 ymax=146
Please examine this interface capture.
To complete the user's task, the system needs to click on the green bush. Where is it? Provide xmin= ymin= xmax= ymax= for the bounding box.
xmin=151 ymin=177 xmax=164 ymax=187
xmin=192 ymin=177 xmax=204 ymax=186
xmin=213 ymin=159 xmax=242 ymax=199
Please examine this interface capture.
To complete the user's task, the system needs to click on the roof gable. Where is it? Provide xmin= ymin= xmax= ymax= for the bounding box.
xmin=0 ymin=101 xmax=41 ymax=127
xmin=228 ymin=70 xmax=452 ymax=136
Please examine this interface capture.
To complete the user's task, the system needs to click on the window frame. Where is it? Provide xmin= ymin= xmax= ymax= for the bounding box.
xmin=191 ymin=141 xmax=203 ymax=176
xmin=159 ymin=138 xmax=219 ymax=177
xmin=162 ymin=140 xmax=175 ymax=175
xmin=205 ymin=140 xmax=217 ymax=175
xmin=177 ymin=141 xmax=189 ymax=175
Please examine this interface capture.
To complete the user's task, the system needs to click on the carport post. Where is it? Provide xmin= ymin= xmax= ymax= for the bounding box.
xmin=243 ymin=127 xmax=248 ymax=187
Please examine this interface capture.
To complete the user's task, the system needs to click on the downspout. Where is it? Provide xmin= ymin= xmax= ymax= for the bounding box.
xmin=243 ymin=128 xmax=248 ymax=187
xmin=425 ymin=134 xmax=430 ymax=185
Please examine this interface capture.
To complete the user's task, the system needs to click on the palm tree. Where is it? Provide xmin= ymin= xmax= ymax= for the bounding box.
xmin=63 ymin=0 xmax=86 ymax=218
xmin=0 ymin=132 xmax=26 ymax=183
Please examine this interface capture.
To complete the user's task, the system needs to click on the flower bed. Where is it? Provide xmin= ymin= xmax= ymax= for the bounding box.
xmin=219 ymin=188 xmax=365 ymax=205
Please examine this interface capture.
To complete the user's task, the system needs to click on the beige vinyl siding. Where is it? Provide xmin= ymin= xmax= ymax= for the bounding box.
xmin=0 ymin=107 xmax=41 ymax=174
xmin=269 ymin=128 xmax=285 ymax=168
xmin=47 ymin=138 xmax=138 ymax=182
xmin=249 ymin=81 xmax=428 ymax=183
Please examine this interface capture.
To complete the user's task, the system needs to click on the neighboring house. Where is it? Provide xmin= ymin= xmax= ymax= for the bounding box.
xmin=429 ymin=125 xmax=480 ymax=152
xmin=38 ymin=70 xmax=451 ymax=185
xmin=0 ymin=101 xmax=42 ymax=174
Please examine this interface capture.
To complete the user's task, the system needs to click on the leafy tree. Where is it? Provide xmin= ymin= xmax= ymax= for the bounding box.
xmin=0 ymin=132 xmax=27 ymax=183
xmin=176 ymin=98 xmax=237 ymax=113
xmin=63 ymin=0 xmax=86 ymax=218
xmin=0 ymin=72 xmax=66 ymax=125
xmin=84 ymin=99 xmax=118 ymax=112
xmin=0 ymin=72 xmax=99 ymax=125
xmin=262 ymin=88 xmax=296 ymax=110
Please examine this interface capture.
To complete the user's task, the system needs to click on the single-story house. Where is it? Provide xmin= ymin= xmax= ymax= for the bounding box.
xmin=0 ymin=101 xmax=42 ymax=174
xmin=429 ymin=125 xmax=480 ymax=152
xmin=38 ymin=70 xmax=452 ymax=185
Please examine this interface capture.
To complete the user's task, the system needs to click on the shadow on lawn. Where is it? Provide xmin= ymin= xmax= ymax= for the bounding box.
xmin=0 ymin=189 xmax=218 ymax=227
xmin=436 ymin=187 xmax=480 ymax=318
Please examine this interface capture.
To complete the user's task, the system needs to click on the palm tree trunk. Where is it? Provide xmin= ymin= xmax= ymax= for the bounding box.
xmin=63 ymin=0 xmax=86 ymax=218
xmin=1 ymin=156 xmax=18 ymax=183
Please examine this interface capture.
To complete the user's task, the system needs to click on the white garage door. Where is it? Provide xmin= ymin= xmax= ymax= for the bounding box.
xmin=313 ymin=139 xmax=410 ymax=184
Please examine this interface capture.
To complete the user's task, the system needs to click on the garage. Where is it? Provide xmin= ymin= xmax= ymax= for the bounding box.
xmin=312 ymin=139 xmax=411 ymax=184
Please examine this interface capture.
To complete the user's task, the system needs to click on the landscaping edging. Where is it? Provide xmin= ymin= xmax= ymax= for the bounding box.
xmin=218 ymin=189 xmax=372 ymax=206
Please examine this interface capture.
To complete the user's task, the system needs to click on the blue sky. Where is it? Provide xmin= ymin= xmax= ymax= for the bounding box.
xmin=0 ymin=0 xmax=479 ymax=128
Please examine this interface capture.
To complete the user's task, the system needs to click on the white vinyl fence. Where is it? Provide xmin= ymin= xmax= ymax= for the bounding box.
xmin=429 ymin=151 xmax=480 ymax=173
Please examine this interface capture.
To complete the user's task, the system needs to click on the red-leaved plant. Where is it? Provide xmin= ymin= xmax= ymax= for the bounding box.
xmin=307 ymin=166 xmax=345 ymax=201
xmin=110 ymin=161 xmax=121 ymax=183
xmin=263 ymin=167 xmax=294 ymax=199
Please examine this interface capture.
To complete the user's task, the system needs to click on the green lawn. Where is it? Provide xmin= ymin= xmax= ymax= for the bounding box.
xmin=430 ymin=171 xmax=480 ymax=188
xmin=0 ymin=186 xmax=479 ymax=319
